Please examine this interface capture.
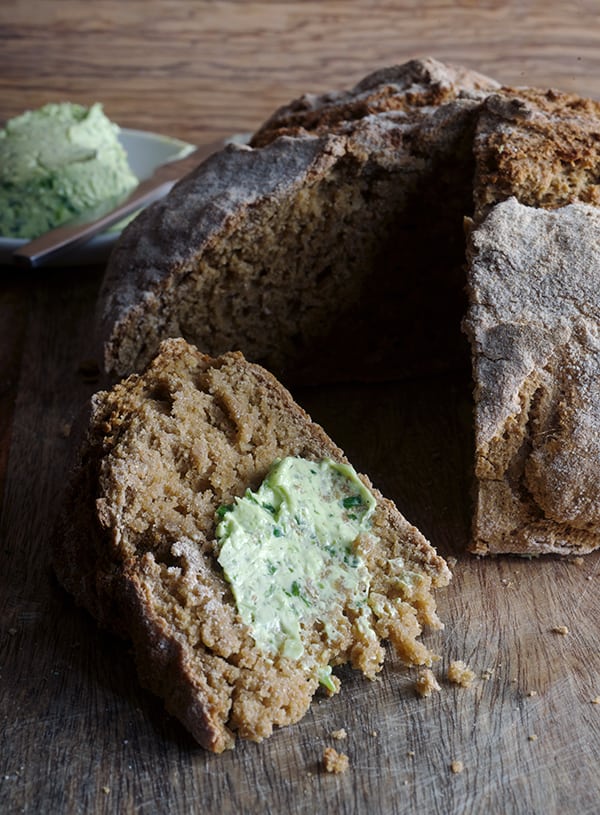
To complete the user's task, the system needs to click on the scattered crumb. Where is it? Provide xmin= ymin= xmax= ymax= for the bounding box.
xmin=591 ymin=696 xmax=600 ymax=705
xmin=331 ymin=728 xmax=347 ymax=741
xmin=102 ymin=786 xmax=110 ymax=795
xmin=371 ymin=730 xmax=378 ymax=738
xmin=415 ymin=668 xmax=441 ymax=698
xmin=551 ymin=625 xmax=569 ymax=635
xmin=448 ymin=660 xmax=476 ymax=688
xmin=323 ymin=746 xmax=349 ymax=774
xmin=407 ymin=750 xmax=415 ymax=758
xmin=450 ymin=760 xmax=464 ymax=774
xmin=527 ymin=690 xmax=538 ymax=697
xmin=569 ymin=556 xmax=585 ymax=566
xmin=446 ymin=556 xmax=458 ymax=569
xmin=58 ymin=422 xmax=72 ymax=438
xmin=481 ymin=669 xmax=494 ymax=681
xmin=528 ymin=734 xmax=538 ymax=742
xmin=500 ymin=578 xmax=512 ymax=587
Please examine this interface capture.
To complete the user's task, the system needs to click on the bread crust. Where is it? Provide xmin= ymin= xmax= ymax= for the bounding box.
xmin=464 ymin=198 xmax=600 ymax=555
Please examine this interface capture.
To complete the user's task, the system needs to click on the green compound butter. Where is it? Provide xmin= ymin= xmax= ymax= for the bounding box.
xmin=216 ymin=457 xmax=377 ymax=677
xmin=0 ymin=102 xmax=137 ymax=238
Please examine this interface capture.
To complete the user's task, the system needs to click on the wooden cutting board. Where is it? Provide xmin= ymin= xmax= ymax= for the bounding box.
xmin=2 ymin=263 xmax=600 ymax=814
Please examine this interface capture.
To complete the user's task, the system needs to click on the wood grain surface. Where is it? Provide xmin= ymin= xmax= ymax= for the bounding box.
xmin=2 ymin=3 xmax=600 ymax=814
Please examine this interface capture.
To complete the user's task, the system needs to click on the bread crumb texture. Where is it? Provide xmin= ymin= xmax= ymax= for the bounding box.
xmin=331 ymin=728 xmax=347 ymax=740
xmin=448 ymin=660 xmax=476 ymax=688
xmin=323 ymin=746 xmax=349 ymax=774
xmin=53 ymin=338 xmax=450 ymax=752
xmin=450 ymin=760 xmax=464 ymax=774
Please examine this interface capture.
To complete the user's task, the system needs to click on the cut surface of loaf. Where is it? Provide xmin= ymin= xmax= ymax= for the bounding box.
xmin=95 ymin=58 xmax=600 ymax=556
xmin=53 ymin=338 xmax=450 ymax=752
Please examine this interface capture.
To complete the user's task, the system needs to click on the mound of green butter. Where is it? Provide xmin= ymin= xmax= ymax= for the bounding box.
xmin=0 ymin=102 xmax=137 ymax=238
xmin=216 ymin=457 xmax=379 ymax=685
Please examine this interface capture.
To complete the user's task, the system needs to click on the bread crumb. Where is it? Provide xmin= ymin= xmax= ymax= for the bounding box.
xmin=331 ymin=728 xmax=347 ymax=740
xmin=528 ymin=734 xmax=538 ymax=742
xmin=569 ymin=556 xmax=585 ymax=566
xmin=527 ymin=690 xmax=538 ymax=697
xmin=407 ymin=750 xmax=415 ymax=758
xmin=102 ymin=786 xmax=110 ymax=795
xmin=450 ymin=760 xmax=464 ymax=774
xmin=551 ymin=625 xmax=569 ymax=635
xmin=446 ymin=556 xmax=458 ymax=569
xmin=448 ymin=660 xmax=476 ymax=688
xmin=481 ymin=669 xmax=494 ymax=681
xmin=323 ymin=746 xmax=349 ymax=774
xmin=371 ymin=730 xmax=378 ymax=738
xmin=415 ymin=668 xmax=441 ymax=697
xmin=591 ymin=696 xmax=600 ymax=705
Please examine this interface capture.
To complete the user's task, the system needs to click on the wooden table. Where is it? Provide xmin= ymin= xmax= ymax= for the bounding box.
xmin=2 ymin=3 xmax=600 ymax=813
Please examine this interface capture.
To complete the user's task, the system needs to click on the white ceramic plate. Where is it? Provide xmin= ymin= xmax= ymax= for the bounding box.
xmin=0 ymin=128 xmax=195 ymax=266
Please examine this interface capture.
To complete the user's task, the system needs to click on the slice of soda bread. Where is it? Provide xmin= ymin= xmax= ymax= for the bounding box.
xmin=53 ymin=338 xmax=450 ymax=752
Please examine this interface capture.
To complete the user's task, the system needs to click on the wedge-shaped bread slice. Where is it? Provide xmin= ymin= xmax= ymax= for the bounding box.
xmin=53 ymin=338 xmax=450 ymax=751
xmin=464 ymin=198 xmax=600 ymax=555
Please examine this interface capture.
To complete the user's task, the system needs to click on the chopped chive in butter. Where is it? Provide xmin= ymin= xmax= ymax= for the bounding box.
xmin=216 ymin=503 xmax=233 ymax=519
xmin=215 ymin=457 xmax=377 ymax=665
